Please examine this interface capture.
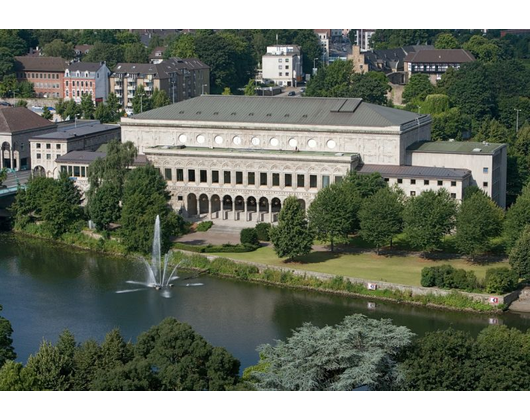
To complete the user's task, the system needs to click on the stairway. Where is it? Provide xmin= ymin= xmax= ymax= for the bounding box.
xmin=508 ymin=287 xmax=530 ymax=313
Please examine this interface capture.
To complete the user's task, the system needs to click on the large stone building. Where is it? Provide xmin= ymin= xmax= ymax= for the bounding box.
xmin=119 ymin=95 xmax=506 ymax=223
xmin=29 ymin=121 xmax=121 ymax=178
xmin=1 ymin=107 xmax=56 ymax=171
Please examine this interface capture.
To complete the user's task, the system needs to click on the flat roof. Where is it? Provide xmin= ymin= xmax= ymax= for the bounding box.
xmin=31 ymin=123 xmax=120 ymax=141
xmin=56 ymin=150 xmax=148 ymax=166
xmin=128 ymin=96 xmax=427 ymax=129
xmin=407 ymin=141 xmax=505 ymax=155
xmin=358 ymin=164 xmax=471 ymax=180
xmin=145 ymin=145 xmax=359 ymax=158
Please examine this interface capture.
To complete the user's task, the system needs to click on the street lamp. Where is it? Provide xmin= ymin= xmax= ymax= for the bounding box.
xmin=515 ymin=108 xmax=522 ymax=132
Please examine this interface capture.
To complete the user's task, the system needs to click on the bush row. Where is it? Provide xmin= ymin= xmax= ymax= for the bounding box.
xmin=196 ymin=221 xmax=213 ymax=232
xmin=421 ymin=265 xmax=519 ymax=294
xmin=168 ymin=252 xmax=497 ymax=312
xmin=173 ymin=242 xmax=259 ymax=253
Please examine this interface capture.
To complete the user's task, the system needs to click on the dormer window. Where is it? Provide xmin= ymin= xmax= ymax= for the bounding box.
xmin=76 ymin=71 xmax=80 ymax=77
xmin=85 ymin=72 xmax=89 ymax=78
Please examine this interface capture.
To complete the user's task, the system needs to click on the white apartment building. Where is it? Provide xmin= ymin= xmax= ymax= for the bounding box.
xmin=261 ymin=45 xmax=303 ymax=87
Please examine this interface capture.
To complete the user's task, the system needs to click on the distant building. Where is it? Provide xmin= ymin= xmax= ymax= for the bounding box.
xmin=14 ymin=56 xmax=68 ymax=98
xmin=74 ymin=44 xmax=93 ymax=59
xmin=0 ymin=107 xmax=56 ymax=171
xmin=64 ymin=62 xmax=111 ymax=104
xmin=149 ymin=47 xmax=167 ymax=64
xmin=110 ymin=58 xmax=209 ymax=115
xmin=261 ymin=45 xmax=303 ymax=87
xmin=356 ymin=29 xmax=377 ymax=52
xmin=29 ymin=121 xmax=121 ymax=178
xmin=314 ymin=30 xmax=330 ymax=64
xmin=349 ymin=45 xmax=435 ymax=84
xmin=404 ymin=49 xmax=475 ymax=84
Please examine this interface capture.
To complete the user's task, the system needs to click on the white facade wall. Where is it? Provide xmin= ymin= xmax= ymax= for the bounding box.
xmin=384 ymin=175 xmax=469 ymax=201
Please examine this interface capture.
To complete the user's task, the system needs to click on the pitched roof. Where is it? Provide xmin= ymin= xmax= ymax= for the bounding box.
xmin=0 ymin=107 xmax=55 ymax=133
xmin=129 ymin=95 xmax=426 ymax=129
xmin=362 ymin=45 xmax=434 ymax=72
xmin=357 ymin=164 xmax=470 ymax=180
xmin=113 ymin=58 xmax=208 ymax=79
xmin=74 ymin=44 xmax=92 ymax=54
xmin=14 ymin=56 xmax=68 ymax=72
xmin=67 ymin=62 xmax=105 ymax=72
xmin=405 ymin=49 xmax=475 ymax=64
xmin=56 ymin=149 xmax=148 ymax=166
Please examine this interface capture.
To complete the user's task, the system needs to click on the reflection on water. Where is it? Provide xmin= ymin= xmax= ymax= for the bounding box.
xmin=1 ymin=232 xmax=530 ymax=370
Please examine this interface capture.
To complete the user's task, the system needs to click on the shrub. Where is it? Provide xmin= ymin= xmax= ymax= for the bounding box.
xmin=196 ymin=221 xmax=213 ymax=232
xmin=485 ymin=268 xmax=518 ymax=294
xmin=421 ymin=267 xmax=437 ymax=287
xmin=421 ymin=265 xmax=481 ymax=292
xmin=255 ymin=223 xmax=271 ymax=241
xmin=240 ymin=228 xmax=259 ymax=245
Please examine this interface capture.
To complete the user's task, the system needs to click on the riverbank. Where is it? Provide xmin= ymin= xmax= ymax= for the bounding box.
xmin=6 ymin=229 xmax=512 ymax=313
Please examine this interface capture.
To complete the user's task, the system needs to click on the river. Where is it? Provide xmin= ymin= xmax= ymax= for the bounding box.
xmin=1 ymin=232 xmax=530 ymax=370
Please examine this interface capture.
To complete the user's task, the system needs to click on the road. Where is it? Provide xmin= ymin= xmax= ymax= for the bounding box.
xmin=2 ymin=170 xmax=31 ymax=189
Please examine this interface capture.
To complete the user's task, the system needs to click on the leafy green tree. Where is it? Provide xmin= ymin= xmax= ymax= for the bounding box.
xmin=106 ymin=92 xmax=122 ymax=121
xmin=370 ymin=29 xmax=439 ymax=50
xmin=251 ymin=314 xmax=414 ymax=391
xmin=485 ymin=267 xmax=518 ymax=294
xmin=83 ymin=42 xmax=124 ymax=70
xmin=463 ymin=35 xmax=502 ymax=63
xmin=244 ymin=79 xmax=256 ymax=96
xmin=504 ymin=184 xmax=530 ymax=249
xmin=132 ymin=84 xmax=151 ymax=114
xmin=0 ymin=30 xmax=28 ymax=56
xmin=455 ymin=190 xmax=504 ymax=258
xmin=169 ymin=33 xmax=197 ymax=58
xmin=308 ymin=182 xmax=355 ymax=252
xmin=43 ymin=39 xmax=74 ymax=60
xmin=94 ymin=102 xmax=112 ymax=123
xmin=0 ymin=168 xmax=7 ymax=187
xmin=431 ymin=108 xmax=472 ymax=141
xmin=120 ymin=164 xmax=183 ymax=254
xmin=55 ymin=98 xmax=66 ymax=119
xmin=401 ymin=328 xmax=477 ymax=391
xmin=88 ymin=182 xmax=121 ymax=231
xmin=133 ymin=318 xmax=240 ymax=391
xmin=64 ymin=99 xmax=81 ymax=121
xmin=474 ymin=118 xmax=512 ymax=144
xmin=0 ymin=304 xmax=16 ymax=368
xmin=403 ymin=73 xmax=435 ymax=104
xmin=358 ymin=187 xmax=404 ymax=253
xmin=509 ymin=226 xmax=530 ymax=281
xmin=24 ymin=339 xmax=73 ymax=390
xmin=0 ymin=47 xmax=15 ymax=80
xmin=421 ymin=94 xmax=450 ymax=115
xmin=269 ymin=196 xmax=314 ymax=261
xmin=124 ymin=43 xmax=148 ymax=63
xmin=151 ymin=88 xmax=170 ymax=108
xmin=41 ymin=106 xmax=53 ymax=120
xmin=80 ymin=93 xmax=95 ymax=119
xmin=434 ymin=33 xmax=460 ymax=49
xmin=0 ymin=361 xmax=34 ymax=391
xmin=403 ymin=189 xmax=457 ymax=253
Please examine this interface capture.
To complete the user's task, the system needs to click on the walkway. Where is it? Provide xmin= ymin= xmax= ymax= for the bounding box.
xmin=176 ymin=224 xmax=243 ymax=246
xmin=509 ymin=287 xmax=530 ymax=313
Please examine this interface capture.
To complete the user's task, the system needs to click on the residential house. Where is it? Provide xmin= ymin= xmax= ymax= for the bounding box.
xmin=261 ymin=45 xmax=303 ymax=87
xmin=149 ymin=47 xmax=167 ymax=64
xmin=64 ymin=62 xmax=111 ymax=104
xmin=14 ymin=56 xmax=68 ymax=98
xmin=404 ymin=49 xmax=475 ymax=84
xmin=74 ymin=44 xmax=93 ymax=59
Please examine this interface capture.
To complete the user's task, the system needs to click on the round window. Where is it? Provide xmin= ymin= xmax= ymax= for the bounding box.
xmin=326 ymin=140 xmax=336 ymax=149
xmin=233 ymin=136 xmax=242 ymax=145
xmin=270 ymin=137 xmax=279 ymax=147
xmin=308 ymin=139 xmax=317 ymax=148
xmin=252 ymin=137 xmax=260 ymax=146
xmin=289 ymin=138 xmax=298 ymax=148
xmin=197 ymin=135 xmax=206 ymax=144
xmin=179 ymin=134 xmax=187 ymax=143
xmin=214 ymin=135 xmax=223 ymax=145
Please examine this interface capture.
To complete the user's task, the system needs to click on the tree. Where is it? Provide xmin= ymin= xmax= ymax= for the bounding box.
xmin=106 ymin=92 xmax=122 ymax=121
xmin=80 ymin=93 xmax=95 ymax=119
xmin=0 ymin=168 xmax=6 ymax=187
xmin=42 ymin=39 xmax=74 ymax=60
xmin=269 ymin=196 xmax=314 ymax=261
xmin=41 ymin=106 xmax=53 ymax=120
xmin=132 ymin=84 xmax=151 ymax=114
xmin=94 ymin=102 xmax=112 ymax=123
xmin=308 ymin=182 xmax=357 ymax=252
xmin=64 ymin=99 xmax=81 ymax=121
xmin=244 ymin=79 xmax=256 ymax=96
xmin=0 ymin=304 xmax=16 ymax=368
xmin=168 ymin=33 xmax=197 ymax=58
xmin=454 ymin=190 xmax=504 ymax=258
xmin=151 ymin=88 xmax=170 ymax=109
xmin=358 ymin=187 xmax=404 ymax=253
xmin=402 ymin=73 xmax=435 ymax=104
xmin=401 ymin=328 xmax=477 ymax=391
xmin=83 ymin=42 xmax=124 ymax=70
xmin=434 ymin=33 xmax=460 ymax=49
xmin=15 ymin=99 xmax=27 ymax=108
xmin=403 ymin=189 xmax=457 ymax=253
xmin=504 ymin=184 xmax=530 ymax=249
xmin=0 ymin=47 xmax=15 ymax=80
xmin=463 ymin=35 xmax=502 ymax=63
xmin=88 ymin=181 xmax=122 ymax=231
xmin=132 ymin=318 xmax=239 ymax=391
xmin=251 ymin=314 xmax=414 ymax=391
xmin=431 ymin=108 xmax=472 ymax=141
xmin=370 ymin=29 xmax=438 ymax=50
xmin=120 ymin=164 xmax=184 ymax=254
xmin=124 ymin=43 xmax=148 ymax=63
xmin=509 ymin=226 xmax=530 ymax=281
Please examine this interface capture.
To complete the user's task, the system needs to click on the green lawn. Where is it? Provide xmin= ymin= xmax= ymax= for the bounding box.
xmin=211 ymin=246 xmax=509 ymax=287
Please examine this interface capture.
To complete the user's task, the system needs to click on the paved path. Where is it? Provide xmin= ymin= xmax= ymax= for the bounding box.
xmin=508 ymin=287 xmax=530 ymax=313
xmin=176 ymin=224 xmax=243 ymax=245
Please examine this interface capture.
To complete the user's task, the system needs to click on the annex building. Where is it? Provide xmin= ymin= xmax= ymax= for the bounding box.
xmin=120 ymin=95 xmax=507 ymax=224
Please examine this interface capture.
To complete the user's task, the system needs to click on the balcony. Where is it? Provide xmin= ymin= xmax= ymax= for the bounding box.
xmin=144 ymin=85 xmax=152 ymax=91
xmin=115 ymin=92 xmax=122 ymax=98
xmin=114 ymin=85 xmax=123 ymax=90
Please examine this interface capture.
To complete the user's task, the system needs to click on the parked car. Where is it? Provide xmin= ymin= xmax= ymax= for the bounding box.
xmin=288 ymin=91 xmax=296 ymax=96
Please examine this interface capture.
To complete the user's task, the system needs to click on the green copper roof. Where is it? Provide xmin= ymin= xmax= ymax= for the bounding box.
xmin=129 ymin=95 xmax=426 ymax=128
xmin=408 ymin=141 xmax=506 ymax=155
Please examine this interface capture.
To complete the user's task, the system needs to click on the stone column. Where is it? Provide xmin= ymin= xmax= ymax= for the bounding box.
xmin=269 ymin=200 xmax=273 ymax=223
xmin=9 ymin=149 xmax=14 ymax=170
xmin=209 ymin=198 xmax=212 ymax=220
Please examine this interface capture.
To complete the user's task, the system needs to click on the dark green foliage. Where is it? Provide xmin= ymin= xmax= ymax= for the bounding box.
xmin=41 ymin=106 xmax=53 ymax=120
xmin=251 ymin=314 xmax=414 ymax=391
xmin=0 ymin=305 xmax=16 ymax=369
xmin=196 ymin=221 xmax=213 ymax=232
xmin=255 ymin=222 xmax=271 ymax=241
xmin=434 ymin=33 xmax=460 ymax=49
xmin=80 ymin=93 xmax=95 ymax=119
xmin=88 ymin=182 xmax=121 ymax=231
xmin=43 ymin=39 xmax=75 ymax=60
xmin=420 ymin=265 xmax=480 ymax=292
xmin=83 ymin=42 xmax=124 ymax=70
xmin=402 ymin=325 xmax=530 ymax=391
xmin=509 ymin=226 xmax=530 ymax=281
xmin=270 ymin=196 xmax=314 ymax=261
xmin=120 ymin=164 xmax=185 ymax=254
xmin=151 ymin=88 xmax=171 ymax=109
xmin=485 ymin=267 xmax=518 ymax=294
xmin=402 ymin=74 xmax=435 ymax=104
xmin=123 ymin=43 xmax=148 ymax=63
xmin=132 ymin=84 xmax=151 ymax=114
xmin=173 ymin=242 xmax=259 ymax=253
xmin=403 ymin=189 xmax=457 ymax=253
xmin=455 ymin=189 xmax=504 ymax=258
xmin=370 ymin=29 xmax=440 ymax=50
xmin=240 ymin=227 xmax=259 ymax=245
xmin=504 ymin=184 xmax=530 ymax=249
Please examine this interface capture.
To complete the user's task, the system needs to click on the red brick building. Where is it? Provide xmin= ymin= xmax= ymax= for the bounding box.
xmin=64 ymin=62 xmax=111 ymax=104
xmin=14 ymin=56 xmax=68 ymax=99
